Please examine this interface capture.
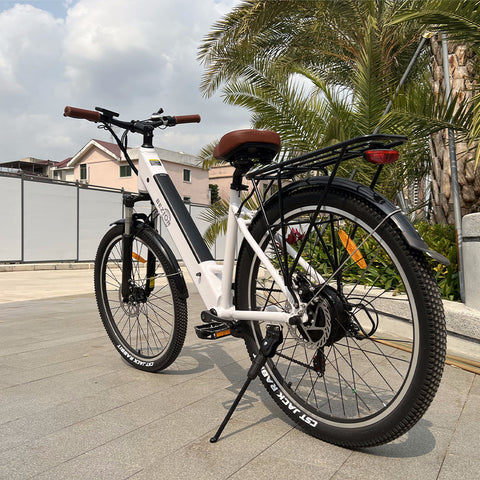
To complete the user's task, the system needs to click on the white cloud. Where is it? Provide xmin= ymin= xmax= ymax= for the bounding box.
xmin=0 ymin=5 xmax=64 ymax=104
xmin=0 ymin=0 xmax=249 ymax=162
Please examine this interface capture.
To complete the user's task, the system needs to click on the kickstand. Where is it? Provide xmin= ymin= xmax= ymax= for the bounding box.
xmin=210 ymin=324 xmax=283 ymax=443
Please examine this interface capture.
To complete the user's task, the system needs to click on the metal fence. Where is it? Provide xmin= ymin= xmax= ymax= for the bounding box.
xmin=0 ymin=172 xmax=225 ymax=263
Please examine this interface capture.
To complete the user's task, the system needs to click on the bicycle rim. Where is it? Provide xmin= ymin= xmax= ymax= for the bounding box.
xmin=237 ymin=188 xmax=445 ymax=444
xmin=98 ymin=230 xmax=177 ymax=363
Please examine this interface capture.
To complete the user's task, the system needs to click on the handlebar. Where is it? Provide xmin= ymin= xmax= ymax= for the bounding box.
xmin=63 ymin=106 xmax=201 ymax=131
xmin=64 ymin=106 xmax=201 ymax=176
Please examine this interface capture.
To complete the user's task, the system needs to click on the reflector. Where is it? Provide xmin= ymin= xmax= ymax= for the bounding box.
xmin=338 ymin=230 xmax=367 ymax=269
xmin=132 ymin=252 xmax=147 ymax=263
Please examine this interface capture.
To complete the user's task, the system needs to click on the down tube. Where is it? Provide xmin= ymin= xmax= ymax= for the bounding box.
xmin=137 ymin=147 xmax=221 ymax=306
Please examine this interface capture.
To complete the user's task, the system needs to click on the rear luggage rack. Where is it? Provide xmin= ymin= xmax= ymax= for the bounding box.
xmin=246 ymin=134 xmax=407 ymax=181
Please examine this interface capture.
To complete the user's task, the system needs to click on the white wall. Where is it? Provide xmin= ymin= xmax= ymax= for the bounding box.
xmin=0 ymin=174 xmax=220 ymax=263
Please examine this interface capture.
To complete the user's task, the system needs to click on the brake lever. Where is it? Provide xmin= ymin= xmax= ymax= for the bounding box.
xmin=149 ymin=114 xmax=175 ymax=127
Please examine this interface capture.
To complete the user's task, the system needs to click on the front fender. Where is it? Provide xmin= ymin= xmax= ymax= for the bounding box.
xmin=111 ymin=219 xmax=189 ymax=298
xmin=270 ymin=176 xmax=449 ymax=266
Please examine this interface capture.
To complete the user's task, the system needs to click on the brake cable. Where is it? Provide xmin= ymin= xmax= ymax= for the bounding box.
xmin=100 ymin=122 xmax=139 ymax=175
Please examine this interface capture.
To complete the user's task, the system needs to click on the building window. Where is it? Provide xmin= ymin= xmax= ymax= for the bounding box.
xmin=183 ymin=168 xmax=191 ymax=183
xmin=80 ymin=164 xmax=87 ymax=181
xmin=209 ymin=184 xmax=220 ymax=204
xmin=120 ymin=165 xmax=132 ymax=177
xmin=183 ymin=196 xmax=191 ymax=204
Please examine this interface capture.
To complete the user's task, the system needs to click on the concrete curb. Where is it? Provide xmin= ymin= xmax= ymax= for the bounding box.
xmin=0 ymin=262 xmax=94 ymax=272
xmin=444 ymin=299 xmax=480 ymax=342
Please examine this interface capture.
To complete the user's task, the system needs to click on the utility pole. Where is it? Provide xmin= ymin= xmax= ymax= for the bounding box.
xmin=441 ymin=32 xmax=465 ymax=302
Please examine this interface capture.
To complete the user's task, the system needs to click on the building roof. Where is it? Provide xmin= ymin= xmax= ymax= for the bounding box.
xmin=55 ymin=158 xmax=72 ymax=169
xmin=0 ymin=158 xmax=57 ymax=167
xmin=65 ymin=139 xmax=203 ymax=170
xmin=66 ymin=139 xmax=121 ymax=168
xmin=93 ymin=139 xmax=122 ymax=158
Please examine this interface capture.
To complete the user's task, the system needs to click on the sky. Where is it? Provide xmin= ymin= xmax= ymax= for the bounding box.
xmin=0 ymin=0 xmax=250 ymax=163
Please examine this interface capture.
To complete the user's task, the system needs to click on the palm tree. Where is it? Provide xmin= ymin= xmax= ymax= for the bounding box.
xmin=199 ymin=0 xmax=425 ymax=104
xmin=392 ymin=0 xmax=480 ymax=222
xmin=200 ymin=1 xmax=467 ymax=191
xmin=198 ymin=0 xmax=475 ymax=242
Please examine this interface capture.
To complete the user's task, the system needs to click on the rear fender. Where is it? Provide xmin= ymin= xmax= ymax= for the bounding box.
xmin=266 ymin=176 xmax=449 ymax=266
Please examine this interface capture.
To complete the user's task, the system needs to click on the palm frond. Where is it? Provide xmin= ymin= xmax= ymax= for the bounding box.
xmin=199 ymin=198 xmax=230 ymax=247
xmin=199 ymin=194 xmax=260 ymax=247
xmin=378 ymin=79 xmax=473 ymax=138
xmin=197 ymin=141 xmax=227 ymax=170
xmin=391 ymin=0 xmax=480 ymax=44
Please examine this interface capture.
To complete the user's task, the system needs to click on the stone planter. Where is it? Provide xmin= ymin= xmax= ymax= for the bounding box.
xmin=463 ymin=212 xmax=480 ymax=310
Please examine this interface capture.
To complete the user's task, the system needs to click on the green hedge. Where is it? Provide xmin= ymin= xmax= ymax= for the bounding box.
xmin=415 ymin=222 xmax=460 ymax=301
xmin=282 ymin=221 xmax=460 ymax=301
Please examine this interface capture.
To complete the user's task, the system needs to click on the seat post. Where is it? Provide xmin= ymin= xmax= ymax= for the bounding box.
xmin=231 ymin=165 xmax=251 ymax=192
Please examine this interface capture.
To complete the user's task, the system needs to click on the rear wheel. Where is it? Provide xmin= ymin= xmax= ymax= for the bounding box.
xmin=95 ymin=224 xmax=187 ymax=372
xmin=235 ymin=185 xmax=446 ymax=447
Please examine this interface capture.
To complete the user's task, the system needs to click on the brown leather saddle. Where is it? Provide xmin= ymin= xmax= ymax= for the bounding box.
xmin=213 ymin=129 xmax=281 ymax=169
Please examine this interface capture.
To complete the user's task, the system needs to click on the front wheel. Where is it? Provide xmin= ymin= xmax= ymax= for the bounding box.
xmin=94 ymin=224 xmax=187 ymax=372
xmin=235 ymin=185 xmax=446 ymax=448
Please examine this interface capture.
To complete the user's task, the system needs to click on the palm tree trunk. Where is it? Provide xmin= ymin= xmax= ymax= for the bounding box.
xmin=430 ymin=35 xmax=480 ymax=224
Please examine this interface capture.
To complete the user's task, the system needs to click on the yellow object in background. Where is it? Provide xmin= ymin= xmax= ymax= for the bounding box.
xmin=338 ymin=230 xmax=367 ymax=269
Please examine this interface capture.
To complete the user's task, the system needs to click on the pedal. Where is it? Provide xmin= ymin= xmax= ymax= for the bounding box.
xmin=194 ymin=322 xmax=232 ymax=340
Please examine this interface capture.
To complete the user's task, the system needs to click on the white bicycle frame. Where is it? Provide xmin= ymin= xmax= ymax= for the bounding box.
xmin=136 ymin=145 xmax=308 ymax=325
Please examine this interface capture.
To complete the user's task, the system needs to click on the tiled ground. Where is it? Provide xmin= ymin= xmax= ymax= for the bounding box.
xmin=0 ymin=272 xmax=478 ymax=479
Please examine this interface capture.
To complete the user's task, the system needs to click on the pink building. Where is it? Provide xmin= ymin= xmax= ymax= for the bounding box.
xmin=52 ymin=139 xmax=210 ymax=204
xmin=209 ymin=164 xmax=235 ymax=201
xmin=209 ymin=163 xmax=271 ymax=202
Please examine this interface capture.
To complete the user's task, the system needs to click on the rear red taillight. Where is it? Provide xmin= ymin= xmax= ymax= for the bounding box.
xmin=364 ymin=150 xmax=399 ymax=165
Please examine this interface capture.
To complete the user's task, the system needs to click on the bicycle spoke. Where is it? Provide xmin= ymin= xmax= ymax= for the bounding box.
xmin=247 ymin=201 xmax=424 ymax=422
xmin=100 ymin=233 xmax=177 ymax=361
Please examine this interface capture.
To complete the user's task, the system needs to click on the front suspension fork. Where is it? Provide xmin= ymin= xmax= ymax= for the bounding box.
xmin=121 ymin=195 xmax=157 ymax=303
xmin=121 ymin=202 xmax=134 ymax=302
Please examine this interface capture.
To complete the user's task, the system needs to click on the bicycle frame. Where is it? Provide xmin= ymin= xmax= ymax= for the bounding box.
xmin=135 ymin=146 xmax=295 ymax=324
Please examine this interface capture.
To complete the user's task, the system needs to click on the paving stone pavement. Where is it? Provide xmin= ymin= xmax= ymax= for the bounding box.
xmin=0 ymin=269 xmax=478 ymax=480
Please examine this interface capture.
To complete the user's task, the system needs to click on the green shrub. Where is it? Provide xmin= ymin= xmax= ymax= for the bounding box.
xmin=279 ymin=221 xmax=459 ymax=302
xmin=415 ymin=222 xmax=460 ymax=301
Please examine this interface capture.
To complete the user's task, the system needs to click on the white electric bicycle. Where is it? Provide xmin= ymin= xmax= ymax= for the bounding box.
xmin=64 ymin=105 xmax=447 ymax=448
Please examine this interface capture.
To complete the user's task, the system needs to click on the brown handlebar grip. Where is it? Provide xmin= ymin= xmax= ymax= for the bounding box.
xmin=64 ymin=106 xmax=101 ymax=123
xmin=174 ymin=114 xmax=201 ymax=124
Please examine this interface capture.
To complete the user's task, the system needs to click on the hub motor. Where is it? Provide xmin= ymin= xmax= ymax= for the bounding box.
xmin=292 ymin=275 xmax=351 ymax=348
